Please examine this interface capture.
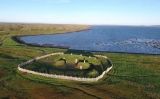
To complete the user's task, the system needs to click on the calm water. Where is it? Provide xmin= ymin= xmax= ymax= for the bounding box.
xmin=20 ymin=26 xmax=160 ymax=54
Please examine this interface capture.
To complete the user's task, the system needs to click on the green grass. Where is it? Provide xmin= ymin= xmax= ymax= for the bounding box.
xmin=77 ymin=62 xmax=90 ymax=70
xmin=87 ymin=69 xmax=99 ymax=78
xmin=0 ymin=23 xmax=160 ymax=99
xmin=23 ymin=53 xmax=110 ymax=78
xmin=54 ymin=60 xmax=65 ymax=67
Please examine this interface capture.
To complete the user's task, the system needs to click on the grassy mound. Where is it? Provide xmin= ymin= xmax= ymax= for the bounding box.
xmin=23 ymin=54 xmax=112 ymax=78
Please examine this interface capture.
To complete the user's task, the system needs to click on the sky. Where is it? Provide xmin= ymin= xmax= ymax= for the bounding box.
xmin=0 ymin=0 xmax=160 ymax=25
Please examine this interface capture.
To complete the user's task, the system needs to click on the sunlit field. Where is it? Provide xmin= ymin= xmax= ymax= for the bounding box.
xmin=0 ymin=23 xmax=160 ymax=99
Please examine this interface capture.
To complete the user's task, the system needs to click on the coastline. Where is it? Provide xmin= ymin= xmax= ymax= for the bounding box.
xmin=12 ymin=36 xmax=70 ymax=49
xmin=11 ymin=25 xmax=160 ymax=55
xmin=11 ymin=27 xmax=91 ymax=49
xmin=13 ymin=27 xmax=91 ymax=37
xmin=12 ymin=35 xmax=160 ymax=55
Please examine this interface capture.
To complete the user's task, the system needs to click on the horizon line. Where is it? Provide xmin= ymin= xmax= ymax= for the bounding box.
xmin=0 ymin=21 xmax=160 ymax=27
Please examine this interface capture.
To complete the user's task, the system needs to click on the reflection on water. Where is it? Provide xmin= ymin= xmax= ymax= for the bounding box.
xmin=20 ymin=26 xmax=160 ymax=54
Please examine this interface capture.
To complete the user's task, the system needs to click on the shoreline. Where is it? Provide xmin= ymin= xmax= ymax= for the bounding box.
xmin=12 ymin=36 xmax=70 ymax=49
xmin=12 ymin=35 xmax=160 ymax=55
xmin=11 ymin=27 xmax=91 ymax=49
xmin=11 ymin=26 xmax=160 ymax=56
xmin=13 ymin=28 xmax=91 ymax=37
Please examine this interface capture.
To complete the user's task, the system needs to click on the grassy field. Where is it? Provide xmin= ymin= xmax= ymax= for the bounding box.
xmin=0 ymin=23 xmax=160 ymax=99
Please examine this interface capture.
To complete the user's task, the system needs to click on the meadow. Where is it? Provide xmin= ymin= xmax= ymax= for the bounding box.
xmin=0 ymin=23 xmax=160 ymax=99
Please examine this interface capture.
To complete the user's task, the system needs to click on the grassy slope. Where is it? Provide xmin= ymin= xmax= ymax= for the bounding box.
xmin=0 ymin=23 xmax=160 ymax=99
